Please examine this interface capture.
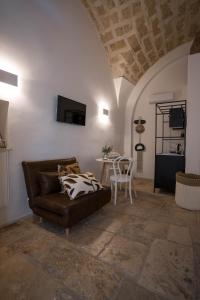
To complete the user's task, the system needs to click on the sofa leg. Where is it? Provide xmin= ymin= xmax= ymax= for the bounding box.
xmin=33 ymin=214 xmax=42 ymax=224
xmin=65 ymin=228 xmax=69 ymax=239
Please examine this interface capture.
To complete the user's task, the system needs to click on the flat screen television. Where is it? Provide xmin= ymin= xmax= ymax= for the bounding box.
xmin=56 ymin=95 xmax=86 ymax=126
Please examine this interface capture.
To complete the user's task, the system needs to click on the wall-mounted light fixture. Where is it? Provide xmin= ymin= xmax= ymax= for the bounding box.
xmin=97 ymin=100 xmax=111 ymax=127
xmin=103 ymin=108 xmax=109 ymax=116
xmin=0 ymin=69 xmax=18 ymax=86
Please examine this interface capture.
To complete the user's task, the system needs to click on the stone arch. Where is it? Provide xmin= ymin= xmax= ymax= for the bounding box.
xmin=123 ymin=41 xmax=192 ymax=156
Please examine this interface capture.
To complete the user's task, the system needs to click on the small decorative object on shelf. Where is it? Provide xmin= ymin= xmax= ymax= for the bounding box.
xmin=102 ymin=145 xmax=113 ymax=159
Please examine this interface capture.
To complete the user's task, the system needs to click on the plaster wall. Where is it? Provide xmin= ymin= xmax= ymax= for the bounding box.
xmin=186 ymin=53 xmax=200 ymax=174
xmin=133 ymin=57 xmax=188 ymax=179
xmin=0 ymin=0 xmax=123 ymax=226
xmin=124 ymin=42 xmax=192 ymax=158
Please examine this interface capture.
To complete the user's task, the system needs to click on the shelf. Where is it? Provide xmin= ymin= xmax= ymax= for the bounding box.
xmin=157 ymin=153 xmax=184 ymax=156
xmin=156 ymin=136 xmax=184 ymax=139
xmin=156 ymin=100 xmax=186 ymax=115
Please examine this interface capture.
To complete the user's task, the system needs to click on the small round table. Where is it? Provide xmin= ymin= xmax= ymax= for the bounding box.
xmin=96 ymin=158 xmax=114 ymax=186
xmin=96 ymin=158 xmax=128 ymax=186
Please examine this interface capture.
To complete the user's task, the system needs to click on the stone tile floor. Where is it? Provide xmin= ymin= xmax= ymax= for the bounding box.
xmin=0 ymin=188 xmax=200 ymax=300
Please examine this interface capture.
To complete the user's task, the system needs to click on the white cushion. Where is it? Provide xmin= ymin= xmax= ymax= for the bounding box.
xmin=60 ymin=172 xmax=103 ymax=200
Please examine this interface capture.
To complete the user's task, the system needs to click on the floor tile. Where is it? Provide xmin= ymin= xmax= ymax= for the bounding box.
xmin=115 ymin=277 xmax=166 ymax=300
xmin=139 ymin=239 xmax=195 ymax=300
xmin=167 ymin=225 xmax=192 ymax=246
xmin=193 ymin=244 xmax=200 ymax=300
xmin=9 ymin=225 xmax=64 ymax=258
xmin=144 ymin=220 xmax=169 ymax=239
xmin=32 ymin=241 xmax=122 ymax=300
xmin=0 ymin=221 xmax=36 ymax=248
xmin=85 ymin=212 xmax=129 ymax=233
xmin=118 ymin=217 xmax=154 ymax=246
xmin=99 ymin=235 xmax=148 ymax=278
xmin=196 ymin=211 xmax=200 ymax=225
xmin=172 ymin=211 xmax=197 ymax=226
xmin=0 ymin=254 xmax=81 ymax=300
xmin=134 ymin=178 xmax=154 ymax=193
xmin=0 ymin=187 xmax=198 ymax=300
xmin=0 ymin=246 xmax=13 ymax=264
xmin=69 ymin=225 xmax=114 ymax=256
xmin=189 ymin=225 xmax=200 ymax=245
xmin=123 ymin=205 xmax=153 ymax=218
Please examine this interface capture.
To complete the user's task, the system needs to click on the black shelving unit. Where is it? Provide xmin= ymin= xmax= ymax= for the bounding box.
xmin=154 ymin=100 xmax=186 ymax=192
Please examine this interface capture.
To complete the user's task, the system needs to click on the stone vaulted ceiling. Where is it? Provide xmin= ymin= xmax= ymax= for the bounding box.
xmin=82 ymin=0 xmax=200 ymax=84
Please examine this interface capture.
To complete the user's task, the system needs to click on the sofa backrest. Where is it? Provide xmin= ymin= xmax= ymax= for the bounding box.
xmin=22 ymin=157 xmax=77 ymax=203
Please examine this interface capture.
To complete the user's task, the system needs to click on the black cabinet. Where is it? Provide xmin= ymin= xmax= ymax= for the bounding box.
xmin=154 ymin=154 xmax=185 ymax=192
xmin=154 ymin=101 xmax=186 ymax=193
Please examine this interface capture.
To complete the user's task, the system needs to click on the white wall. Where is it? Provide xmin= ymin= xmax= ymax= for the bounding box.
xmin=0 ymin=100 xmax=9 ymax=141
xmin=186 ymin=53 xmax=200 ymax=174
xmin=0 ymin=0 xmax=124 ymax=226
xmin=133 ymin=57 xmax=188 ymax=178
xmin=124 ymin=42 xmax=192 ymax=158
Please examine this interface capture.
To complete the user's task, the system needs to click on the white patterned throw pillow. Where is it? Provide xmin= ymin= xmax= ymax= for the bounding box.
xmin=59 ymin=172 xmax=103 ymax=200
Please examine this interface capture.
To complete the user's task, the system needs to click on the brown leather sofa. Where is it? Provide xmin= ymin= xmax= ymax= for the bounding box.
xmin=22 ymin=157 xmax=111 ymax=235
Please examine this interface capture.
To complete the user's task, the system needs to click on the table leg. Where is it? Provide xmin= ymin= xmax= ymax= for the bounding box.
xmin=100 ymin=162 xmax=106 ymax=184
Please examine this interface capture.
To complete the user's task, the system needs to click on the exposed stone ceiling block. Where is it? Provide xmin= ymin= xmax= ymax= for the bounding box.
xmin=82 ymin=0 xmax=200 ymax=84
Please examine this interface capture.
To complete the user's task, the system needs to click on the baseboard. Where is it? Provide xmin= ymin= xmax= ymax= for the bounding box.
xmin=0 ymin=212 xmax=33 ymax=229
xmin=135 ymin=176 xmax=154 ymax=180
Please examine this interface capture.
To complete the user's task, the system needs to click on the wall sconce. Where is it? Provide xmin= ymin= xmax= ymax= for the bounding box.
xmin=97 ymin=101 xmax=110 ymax=127
xmin=103 ymin=108 xmax=109 ymax=116
xmin=0 ymin=69 xmax=18 ymax=86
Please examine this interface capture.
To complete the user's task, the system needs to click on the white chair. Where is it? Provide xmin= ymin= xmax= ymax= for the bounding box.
xmin=110 ymin=156 xmax=137 ymax=205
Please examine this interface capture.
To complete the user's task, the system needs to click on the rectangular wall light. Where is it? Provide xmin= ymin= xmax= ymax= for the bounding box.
xmin=0 ymin=69 xmax=18 ymax=86
xmin=103 ymin=108 xmax=109 ymax=116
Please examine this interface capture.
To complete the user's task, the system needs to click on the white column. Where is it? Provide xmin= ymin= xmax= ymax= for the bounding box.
xmin=186 ymin=53 xmax=200 ymax=174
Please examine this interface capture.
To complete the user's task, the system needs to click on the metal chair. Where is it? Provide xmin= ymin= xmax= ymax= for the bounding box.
xmin=110 ymin=156 xmax=137 ymax=205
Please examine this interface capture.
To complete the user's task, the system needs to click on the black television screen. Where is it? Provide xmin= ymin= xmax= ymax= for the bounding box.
xmin=56 ymin=95 xmax=86 ymax=126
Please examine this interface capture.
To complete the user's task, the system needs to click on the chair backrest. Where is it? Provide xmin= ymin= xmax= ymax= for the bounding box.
xmin=112 ymin=156 xmax=135 ymax=180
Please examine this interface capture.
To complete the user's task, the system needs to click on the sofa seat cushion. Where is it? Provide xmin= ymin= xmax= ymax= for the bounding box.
xmin=34 ymin=193 xmax=71 ymax=216
xmin=33 ymin=187 xmax=111 ymax=220
xmin=65 ymin=188 xmax=111 ymax=227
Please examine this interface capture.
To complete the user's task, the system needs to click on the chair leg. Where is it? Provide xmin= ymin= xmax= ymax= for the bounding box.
xmin=114 ymin=182 xmax=117 ymax=205
xmin=125 ymin=182 xmax=128 ymax=198
xmin=65 ymin=228 xmax=69 ymax=239
xmin=132 ymin=181 xmax=137 ymax=198
xmin=111 ymin=181 xmax=113 ymax=201
xmin=129 ymin=181 xmax=133 ymax=205
xmin=105 ymin=165 xmax=110 ymax=186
